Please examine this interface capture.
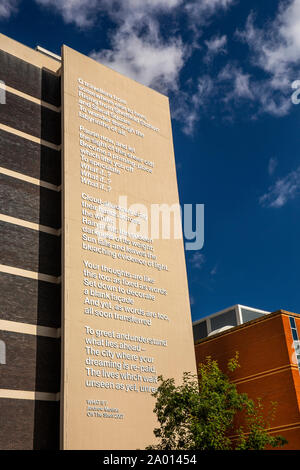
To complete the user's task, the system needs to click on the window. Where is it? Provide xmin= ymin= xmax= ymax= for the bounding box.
xmin=0 ymin=340 xmax=6 ymax=365
xmin=193 ymin=321 xmax=208 ymax=341
xmin=289 ymin=316 xmax=300 ymax=373
xmin=292 ymin=329 xmax=298 ymax=341
xmin=0 ymin=80 xmax=6 ymax=105
xmin=240 ymin=308 xmax=266 ymax=323
xmin=210 ymin=309 xmax=237 ymax=332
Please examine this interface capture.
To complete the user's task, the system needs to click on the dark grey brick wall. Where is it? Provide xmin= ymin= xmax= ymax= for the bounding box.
xmin=0 ymin=221 xmax=61 ymax=276
xmin=0 ymin=91 xmax=60 ymax=145
xmin=0 ymin=272 xmax=61 ymax=328
xmin=0 ymin=47 xmax=61 ymax=450
xmin=0 ymin=330 xmax=60 ymax=392
xmin=0 ymin=50 xmax=61 ymax=106
xmin=0 ymin=173 xmax=61 ymax=229
xmin=0 ymin=398 xmax=60 ymax=449
xmin=0 ymin=129 xmax=61 ymax=185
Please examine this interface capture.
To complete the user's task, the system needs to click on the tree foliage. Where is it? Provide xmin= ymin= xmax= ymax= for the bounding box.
xmin=147 ymin=354 xmax=287 ymax=450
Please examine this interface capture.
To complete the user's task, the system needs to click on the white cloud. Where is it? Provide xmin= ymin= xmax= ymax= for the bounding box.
xmin=34 ymin=0 xmax=239 ymax=129
xmin=214 ymin=59 xmax=293 ymax=118
xmin=34 ymin=0 xmax=237 ymax=95
xmin=218 ymin=64 xmax=254 ymax=101
xmin=91 ymin=32 xmax=185 ymax=93
xmin=198 ymin=0 xmax=235 ymax=9
xmin=35 ymin=0 xmax=182 ymax=28
xmin=259 ymin=166 xmax=300 ymax=208
xmin=268 ymin=157 xmax=278 ymax=176
xmin=175 ymin=1 xmax=300 ymax=128
xmin=253 ymin=82 xmax=292 ymax=117
xmin=34 ymin=0 xmax=186 ymax=92
xmin=205 ymin=34 xmax=227 ymax=60
xmin=117 ymin=0 xmax=182 ymax=12
xmin=89 ymin=1 xmax=187 ymax=93
xmin=35 ymin=0 xmax=100 ymax=27
xmin=186 ymin=0 xmax=236 ymax=24
xmin=237 ymin=0 xmax=300 ymax=116
xmin=0 ymin=0 xmax=18 ymax=19
xmin=210 ymin=265 xmax=218 ymax=276
xmin=190 ymin=252 xmax=205 ymax=269
xmin=172 ymin=75 xmax=214 ymax=135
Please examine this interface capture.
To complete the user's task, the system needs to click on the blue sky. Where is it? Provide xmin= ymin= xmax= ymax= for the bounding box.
xmin=1 ymin=0 xmax=300 ymax=321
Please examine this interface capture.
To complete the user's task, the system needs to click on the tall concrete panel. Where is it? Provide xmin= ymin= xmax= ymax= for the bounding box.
xmin=61 ymin=45 xmax=196 ymax=449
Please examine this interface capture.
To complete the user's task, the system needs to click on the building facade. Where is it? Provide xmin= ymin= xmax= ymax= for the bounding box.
xmin=194 ymin=310 xmax=300 ymax=450
xmin=0 ymin=34 xmax=197 ymax=450
xmin=0 ymin=34 xmax=61 ymax=449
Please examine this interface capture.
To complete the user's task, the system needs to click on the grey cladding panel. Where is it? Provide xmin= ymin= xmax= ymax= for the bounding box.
xmin=241 ymin=308 xmax=266 ymax=323
xmin=210 ymin=309 xmax=237 ymax=331
xmin=193 ymin=321 xmax=208 ymax=341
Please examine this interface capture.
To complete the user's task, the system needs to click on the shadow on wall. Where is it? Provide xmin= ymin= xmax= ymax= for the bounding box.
xmin=35 ymin=67 xmax=62 ymax=450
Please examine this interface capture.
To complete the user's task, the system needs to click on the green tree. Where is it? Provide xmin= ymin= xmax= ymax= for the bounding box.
xmin=147 ymin=354 xmax=287 ymax=450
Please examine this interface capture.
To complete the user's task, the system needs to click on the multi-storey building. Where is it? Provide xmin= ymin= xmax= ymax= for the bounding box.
xmin=0 ymin=33 xmax=196 ymax=450
xmin=194 ymin=309 xmax=300 ymax=449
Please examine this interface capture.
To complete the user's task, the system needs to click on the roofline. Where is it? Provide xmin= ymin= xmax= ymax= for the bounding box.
xmin=194 ymin=309 xmax=300 ymax=345
xmin=36 ymin=45 xmax=61 ymax=62
xmin=192 ymin=304 xmax=270 ymax=326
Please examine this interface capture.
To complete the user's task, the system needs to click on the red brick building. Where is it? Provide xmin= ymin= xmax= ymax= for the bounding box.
xmin=194 ymin=310 xmax=300 ymax=449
